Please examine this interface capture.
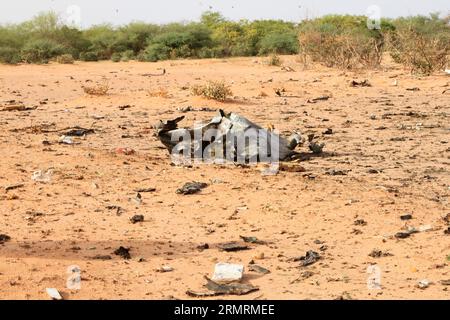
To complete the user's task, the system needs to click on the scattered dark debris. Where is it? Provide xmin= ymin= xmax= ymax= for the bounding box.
xmin=204 ymin=276 xmax=259 ymax=296
xmin=292 ymin=250 xmax=321 ymax=267
xmin=0 ymin=101 xmax=37 ymax=112
xmin=290 ymin=271 xmax=314 ymax=284
xmin=309 ymin=141 xmax=325 ymax=154
xmin=440 ymin=280 xmax=450 ymax=286
xmin=322 ymin=128 xmax=333 ymax=135
xmin=114 ymin=246 xmax=131 ymax=259
xmin=354 ymin=219 xmax=367 ymax=226
xmin=0 ymin=234 xmax=11 ymax=244
xmin=63 ymin=127 xmax=95 ymax=137
xmin=274 ymin=87 xmax=286 ymax=96
xmin=197 ymin=243 xmax=209 ymax=251
xmin=106 ymin=205 xmax=124 ymax=216
xmin=395 ymin=232 xmax=411 ymax=239
xmin=307 ymin=95 xmax=330 ymax=104
xmin=326 ymin=169 xmax=348 ymax=176
xmin=389 ymin=137 xmax=407 ymax=142
xmin=406 ymin=87 xmax=420 ymax=91
xmin=176 ymin=182 xmax=208 ymax=195
xmin=91 ymin=254 xmax=112 ymax=260
xmin=248 ymin=264 xmax=270 ymax=274
xmin=189 ymin=279 xmax=260 ymax=297
xmin=443 ymin=213 xmax=450 ymax=224
xmin=118 ymin=104 xmax=132 ymax=110
xmin=186 ymin=290 xmax=218 ymax=298
xmin=240 ymin=236 xmax=266 ymax=245
xmin=351 ymin=229 xmax=363 ymax=235
xmin=219 ymin=242 xmax=250 ymax=252
xmin=350 ymin=79 xmax=371 ymax=87
xmin=369 ymin=249 xmax=393 ymax=258
xmin=400 ymin=214 xmax=413 ymax=221
xmin=444 ymin=227 xmax=450 ymax=235
xmin=367 ymin=169 xmax=382 ymax=174
xmin=135 ymin=187 xmax=156 ymax=193
xmin=4 ymin=183 xmax=24 ymax=192
xmin=130 ymin=215 xmax=144 ymax=224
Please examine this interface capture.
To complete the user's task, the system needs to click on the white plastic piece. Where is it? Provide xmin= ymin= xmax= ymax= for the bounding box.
xmin=212 ymin=263 xmax=244 ymax=283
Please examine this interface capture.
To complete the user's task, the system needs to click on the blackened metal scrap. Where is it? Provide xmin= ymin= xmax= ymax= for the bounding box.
xmin=157 ymin=110 xmax=302 ymax=162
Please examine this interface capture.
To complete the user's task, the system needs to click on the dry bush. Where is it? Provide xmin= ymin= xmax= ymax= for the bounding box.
xmin=298 ymin=31 xmax=384 ymax=69
xmin=56 ymin=54 xmax=75 ymax=64
xmin=191 ymin=81 xmax=232 ymax=101
xmin=389 ymin=29 xmax=449 ymax=75
xmin=267 ymin=54 xmax=282 ymax=66
xmin=148 ymin=87 xmax=170 ymax=98
xmin=83 ymin=82 xmax=110 ymax=96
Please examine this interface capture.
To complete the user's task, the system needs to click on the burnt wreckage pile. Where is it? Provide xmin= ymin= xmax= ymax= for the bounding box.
xmin=157 ymin=110 xmax=304 ymax=163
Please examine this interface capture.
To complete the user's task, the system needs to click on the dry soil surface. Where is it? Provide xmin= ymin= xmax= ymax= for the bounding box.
xmin=0 ymin=56 xmax=449 ymax=300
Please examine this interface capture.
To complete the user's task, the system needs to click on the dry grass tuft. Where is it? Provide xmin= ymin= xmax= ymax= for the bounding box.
xmin=148 ymin=87 xmax=170 ymax=98
xmin=267 ymin=54 xmax=282 ymax=66
xmin=191 ymin=81 xmax=232 ymax=101
xmin=83 ymin=82 xmax=110 ymax=96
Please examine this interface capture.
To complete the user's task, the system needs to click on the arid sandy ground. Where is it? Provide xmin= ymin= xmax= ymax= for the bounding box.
xmin=0 ymin=56 xmax=449 ymax=300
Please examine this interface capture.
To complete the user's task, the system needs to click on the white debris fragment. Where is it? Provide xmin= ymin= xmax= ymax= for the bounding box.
xmin=418 ymin=225 xmax=433 ymax=232
xmin=157 ymin=265 xmax=174 ymax=272
xmin=212 ymin=263 xmax=244 ymax=284
xmin=59 ymin=135 xmax=74 ymax=145
xmin=417 ymin=279 xmax=431 ymax=289
xmin=46 ymin=288 xmax=63 ymax=300
xmin=31 ymin=169 xmax=53 ymax=183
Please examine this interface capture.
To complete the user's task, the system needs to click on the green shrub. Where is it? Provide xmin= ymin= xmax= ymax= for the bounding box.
xmin=111 ymin=52 xmax=121 ymax=62
xmin=56 ymin=53 xmax=74 ymax=64
xmin=79 ymin=51 xmax=98 ymax=61
xmin=259 ymin=32 xmax=298 ymax=55
xmin=120 ymin=49 xmax=135 ymax=61
xmin=140 ymin=43 xmax=171 ymax=62
xmin=0 ymin=47 xmax=21 ymax=64
xmin=21 ymin=39 xmax=64 ymax=63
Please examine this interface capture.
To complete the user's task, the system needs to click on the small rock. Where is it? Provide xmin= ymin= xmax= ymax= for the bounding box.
xmin=253 ymin=252 xmax=265 ymax=260
xmin=369 ymin=249 xmax=393 ymax=258
xmin=395 ymin=232 xmax=411 ymax=239
xmin=197 ymin=243 xmax=209 ymax=250
xmin=157 ymin=265 xmax=174 ymax=272
xmin=115 ymin=147 xmax=135 ymax=155
xmin=130 ymin=215 xmax=144 ymax=224
xmin=0 ymin=234 xmax=11 ymax=244
xmin=176 ymin=182 xmax=208 ymax=195
xmin=114 ymin=246 xmax=131 ymax=259
xmin=400 ymin=214 xmax=413 ymax=220
xmin=354 ymin=219 xmax=367 ymax=226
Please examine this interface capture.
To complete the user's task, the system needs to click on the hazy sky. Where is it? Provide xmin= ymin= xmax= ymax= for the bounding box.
xmin=1 ymin=0 xmax=449 ymax=27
